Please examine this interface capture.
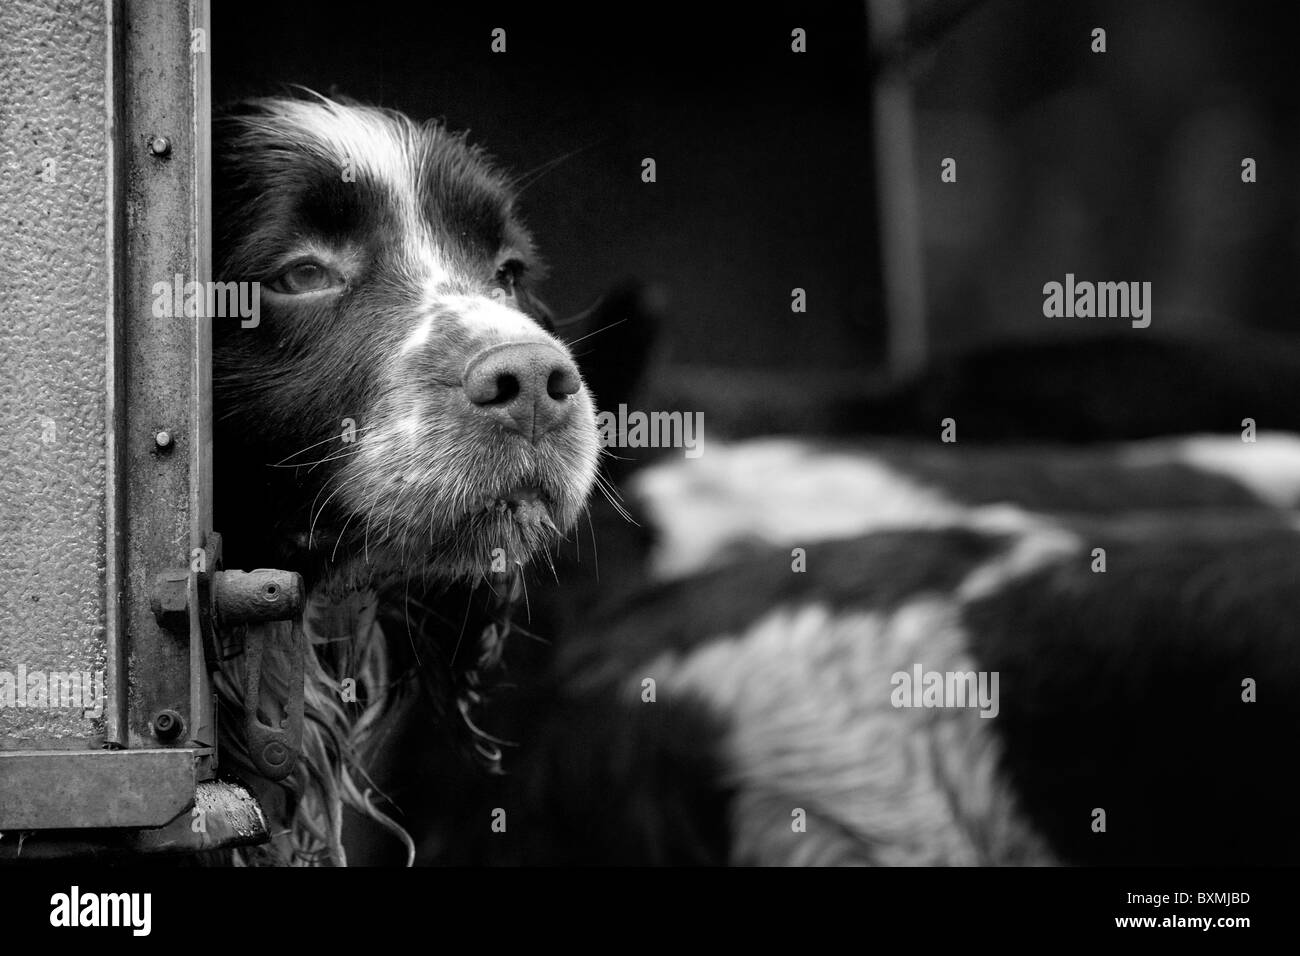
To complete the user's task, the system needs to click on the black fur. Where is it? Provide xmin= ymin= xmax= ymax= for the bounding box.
xmin=966 ymin=521 xmax=1300 ymax=864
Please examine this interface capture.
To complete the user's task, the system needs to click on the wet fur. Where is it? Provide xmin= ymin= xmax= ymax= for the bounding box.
xmin=210 ymin=94 xmax=598 ymax=863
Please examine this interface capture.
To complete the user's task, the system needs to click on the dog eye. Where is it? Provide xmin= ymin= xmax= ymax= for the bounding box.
xmin=268 ymin=261 xmax=340 ymax=294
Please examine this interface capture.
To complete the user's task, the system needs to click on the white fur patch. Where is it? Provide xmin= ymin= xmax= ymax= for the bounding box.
xmin=265 ymin=99 xmax=451 ymax=290
xmin=956 ymin=509 xmax=1080 ymax=601
xmin=1120 ymin=433 xmax=1300 ymax=509
xmin=636 ymin=600 xmax=1055 ymax=866
xmin=634 ymin=434 xmax=1300 ymax=580
xmin=441 ymin=294 xmax=543 ymax=342
xmin=400 ymin=316 xmax=435 ymax=355
xmin=401 ymin=294 xmax=546 ymax=360
xmin=632 ymin=439 xmax=1078 ymax=580
xmin=632 ymin=439 xmax=970 ymax=579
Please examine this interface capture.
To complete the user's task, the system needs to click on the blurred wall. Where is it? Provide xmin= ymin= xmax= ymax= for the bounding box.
xmin=914 ymin=0 xmax=1300 ymax=353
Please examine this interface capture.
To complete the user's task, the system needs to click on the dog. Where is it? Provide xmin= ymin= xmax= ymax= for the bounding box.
xmin=414 ymin=435 xmax=1300 ymax=865
xmin=210 ymin=94 xmax=602 ymax=864
xmin=208 ymin=94 xmax=1300 ymax=868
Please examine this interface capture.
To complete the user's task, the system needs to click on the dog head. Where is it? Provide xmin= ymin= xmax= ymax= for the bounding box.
xmin=213 ymin=95 xmax=599 ymax=587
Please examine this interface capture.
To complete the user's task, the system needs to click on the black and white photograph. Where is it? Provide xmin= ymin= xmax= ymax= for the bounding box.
xmin=0 ymin=0 xmax=1296 ymax=937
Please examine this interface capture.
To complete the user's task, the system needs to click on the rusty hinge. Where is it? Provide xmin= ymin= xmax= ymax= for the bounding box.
xmin=151 ymin=534 xmax=306 ymax=780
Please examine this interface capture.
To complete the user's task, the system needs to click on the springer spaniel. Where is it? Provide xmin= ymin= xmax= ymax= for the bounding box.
xmin=210 ymin=94 xmax=601 ymax=864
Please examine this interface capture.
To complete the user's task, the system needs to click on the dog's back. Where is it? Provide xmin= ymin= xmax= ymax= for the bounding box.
xmin=427 ymin=438 xmax=1300 ymax=865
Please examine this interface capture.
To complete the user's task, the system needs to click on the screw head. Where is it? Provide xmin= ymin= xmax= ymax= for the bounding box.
xmin=149 ymin=136 xmax=172 ymax=157
xmin=152 ymin=709 xmax=184 ymax=742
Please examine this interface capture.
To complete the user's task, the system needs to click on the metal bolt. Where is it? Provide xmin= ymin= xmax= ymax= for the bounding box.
xmin=153 ymin=709 xmax=184 ymax=743
xmin=262 ymin=741 xmax=289 ymax=767
xmin=155 ymin=430 xmax=173 ymax=450
xmin=149 ymin=136 xmax=172 ymax=157
xmin=150 ymin=568 xmax=190 ymax=634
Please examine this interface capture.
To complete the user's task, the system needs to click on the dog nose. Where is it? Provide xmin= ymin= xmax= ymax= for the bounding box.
xmin=463 ymin=342 xmax=582 ymax=439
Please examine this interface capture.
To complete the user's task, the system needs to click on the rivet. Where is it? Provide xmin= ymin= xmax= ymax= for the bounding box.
xmin=149 ymin=136 xmax=172 ymax=157
xmin=155 ymin=430 xmax=174 ymax=450
xmin=153 ymin=708 xmax=184 ymax=743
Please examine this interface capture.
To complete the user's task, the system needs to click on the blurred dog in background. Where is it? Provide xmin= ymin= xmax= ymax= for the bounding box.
xmin=407 ymin=381 xmax=1300 ymax=866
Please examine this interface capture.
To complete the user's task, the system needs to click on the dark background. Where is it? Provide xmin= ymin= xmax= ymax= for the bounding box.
xmin=214 ymin=0 xmax=1300 ymax=431
xmin=213 ymin=3 xmax=882 ymax=373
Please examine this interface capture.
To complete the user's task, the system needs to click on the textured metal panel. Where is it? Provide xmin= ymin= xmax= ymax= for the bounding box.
xmin=0 ymin=779 xmax=267 ymax=855
xmin=0 ymin=749 xmax=198 ymax=829
xmin=0 ymin=0 xmax=218 ymax=836
xmin=0 ymin=0 xmax=113 ymax=750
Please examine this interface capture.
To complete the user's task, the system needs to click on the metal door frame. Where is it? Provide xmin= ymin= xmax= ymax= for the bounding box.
xmin=1 ymin=0 xmax=215 ymax=834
